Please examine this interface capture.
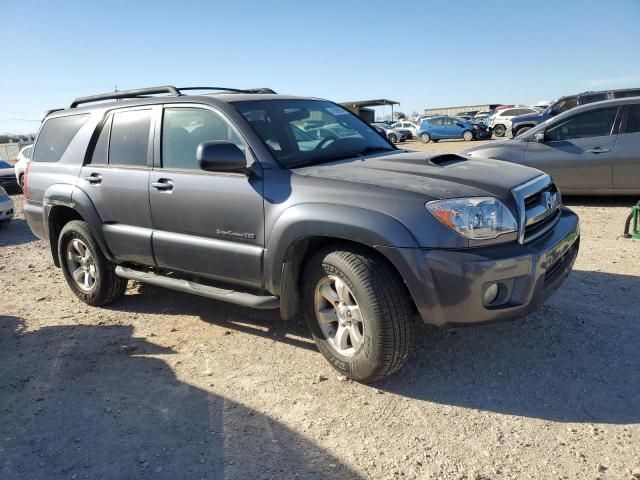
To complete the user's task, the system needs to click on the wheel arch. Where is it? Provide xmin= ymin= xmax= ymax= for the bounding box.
xmin=44 ymin=185 xmax=113 ymax=267
xmin=265 ymin=204 xmax=419 ymax=320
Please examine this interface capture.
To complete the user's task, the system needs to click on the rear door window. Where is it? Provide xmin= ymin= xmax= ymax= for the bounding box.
xmin=545 ymin=107 xmax=618 ymax=141
xmin=32 ymin=114 xmax=89 ymax=163
xmin=108 ymin=110 xmax=152 ymax=167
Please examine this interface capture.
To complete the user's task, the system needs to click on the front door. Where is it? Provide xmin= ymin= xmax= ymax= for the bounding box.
xmin=613 ymin=104 xmax=640 ymax=191
xmin=77 ymin=107 xmax=155 ymax=265
xmin=524 ymin=106 xmax=620 ymax=191
xmin=149 ymin=105 xmax=264 ymax=288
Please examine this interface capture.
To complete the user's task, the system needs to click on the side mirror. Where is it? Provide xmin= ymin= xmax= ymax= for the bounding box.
xmin=534 ymin=132 xmax=545 ymax=143
xmin=197 ymin=141 xmax=247 ymax=173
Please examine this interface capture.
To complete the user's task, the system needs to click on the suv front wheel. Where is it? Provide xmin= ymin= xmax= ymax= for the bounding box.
xmin=58 ymin=220 xmax=128 ymax=306
xmin=302 ymin=247 xmax=414 ymax=383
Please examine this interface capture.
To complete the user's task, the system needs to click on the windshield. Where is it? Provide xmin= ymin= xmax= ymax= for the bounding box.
xmin=233 ymin=99 xmax=394 ymax=168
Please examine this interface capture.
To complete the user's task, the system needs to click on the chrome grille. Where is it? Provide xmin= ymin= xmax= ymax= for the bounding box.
xmin=512 ymin=175 xmax=562 ymax=244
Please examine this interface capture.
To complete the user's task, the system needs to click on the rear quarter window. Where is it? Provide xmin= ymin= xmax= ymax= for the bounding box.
xmin=32 ymin=114 xmax=89 ymax=163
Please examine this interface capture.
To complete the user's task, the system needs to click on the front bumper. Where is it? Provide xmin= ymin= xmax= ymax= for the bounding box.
xmin=0 ymin=195 xmax=14 ymax=222
xmin=377 ymin=208 xmax=580 ymax=326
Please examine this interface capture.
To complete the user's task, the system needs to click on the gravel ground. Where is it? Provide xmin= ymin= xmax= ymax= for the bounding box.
xmin=1 ymin=140 xmax=639 ymax=479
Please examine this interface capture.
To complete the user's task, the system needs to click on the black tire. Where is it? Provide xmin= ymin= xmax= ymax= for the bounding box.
xmin=493 ymin=124 xmax=506 ymax=137
xmin=58 ymin=220 xmax=127 ymax=306
xmin=514 ymin=126 xmax=531 ymax=137
xmin=432 ymin=139 xmax=439 ymax=143
xmin=462 ymin=130 xmax=474 ymax=141
xmin=388 ymin=133 xmax=398 ymax=144
xmin=302 ymin=246 xmax=414 ymax=383
xmin=420 ymin=133 xmax=431 ymax=143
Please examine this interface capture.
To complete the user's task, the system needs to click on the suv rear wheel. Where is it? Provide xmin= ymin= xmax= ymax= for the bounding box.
xmin=302 ymin=247 xmax=414 ymax=383
xmin=388 ymin=133 xmax=398 ymax=143
xmin=58 ymin=220 xmax=127 ymax=306
xmin=493 ymin=124 xmax=506 ymax=137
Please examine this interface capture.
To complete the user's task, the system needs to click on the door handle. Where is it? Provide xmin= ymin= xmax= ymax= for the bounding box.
xmin=84 ymin=173 xmax=102 ymax=184
xmin=151 ymin=179 xmax=174 ymax=191
xmin=586 ymin=147 xmax=610 ymax=154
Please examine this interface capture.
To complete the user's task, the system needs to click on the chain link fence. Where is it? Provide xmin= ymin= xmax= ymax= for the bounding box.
xmin=0 ymin=143 xmax=26 ymax=162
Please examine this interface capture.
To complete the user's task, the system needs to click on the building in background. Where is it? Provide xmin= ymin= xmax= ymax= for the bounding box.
xmin=423 ymin=104 xmax=503 ymax=116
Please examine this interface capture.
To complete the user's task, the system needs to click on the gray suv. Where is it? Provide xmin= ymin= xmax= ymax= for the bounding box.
xmin=24 ymin=86 xmax=580 ymax=382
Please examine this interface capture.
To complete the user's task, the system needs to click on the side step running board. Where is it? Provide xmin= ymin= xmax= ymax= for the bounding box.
xmin=115 ymin=266 xmax=279 ymax=310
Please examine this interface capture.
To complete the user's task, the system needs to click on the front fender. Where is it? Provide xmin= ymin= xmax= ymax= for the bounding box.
xmin=264 ymin=203 xmax=419 ymax=294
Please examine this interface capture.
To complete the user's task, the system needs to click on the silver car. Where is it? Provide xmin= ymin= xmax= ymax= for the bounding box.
xmin=463 ymin=97 xmax=640 ymax=195
xmin=372 ymin=123 xmax=410 ymax=143
xmin=0 ymin=186 xmax=14 ymax=229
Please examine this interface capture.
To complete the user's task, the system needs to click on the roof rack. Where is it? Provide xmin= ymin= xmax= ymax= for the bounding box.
xmin=177 ymin=87 xmax=277 ymax=94
xmin=70 ymin=86 xmax=180 ymax=108
xmin=69 ymin=85 xmax=276 ymax=109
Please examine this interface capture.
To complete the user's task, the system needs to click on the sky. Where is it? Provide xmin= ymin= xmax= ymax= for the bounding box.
xmin=1 ymin=0 xmax=640 ymax=133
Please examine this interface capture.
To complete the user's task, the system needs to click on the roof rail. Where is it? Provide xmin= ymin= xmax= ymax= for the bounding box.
xmin=177 ymin=86 xmax=277 ymax=94
xmin=69 ymin=85 xmax=180 ymax=108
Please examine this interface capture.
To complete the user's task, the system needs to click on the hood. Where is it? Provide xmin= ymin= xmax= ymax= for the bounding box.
xmin=513 ymin=111 xmax=544 ymax=123
xmin=294 ymin=150 xmax=541 ymax=201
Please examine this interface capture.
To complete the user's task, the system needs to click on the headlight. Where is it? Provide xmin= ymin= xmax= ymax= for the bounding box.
xmin=426 ymin=197 xmax=517 ymax=240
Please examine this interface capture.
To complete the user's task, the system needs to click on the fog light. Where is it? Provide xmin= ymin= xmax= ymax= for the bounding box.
xmin=483 ymin=282 xmax=500 ymax=306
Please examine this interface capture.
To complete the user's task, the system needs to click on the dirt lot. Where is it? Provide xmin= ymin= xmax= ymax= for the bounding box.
xmin=1 ymin=139 xmax=639 ymax=479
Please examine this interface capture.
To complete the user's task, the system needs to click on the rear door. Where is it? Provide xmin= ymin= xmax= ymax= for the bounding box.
xmin=149 ymin=104 xmax=264 ymax=288
xmin=78 ymin=107 xmax=156 ymax=265
xmin=612 ymin=103 xmax=640 ymax=191
xmin=523 ymin=106 xmax=620 ymax=191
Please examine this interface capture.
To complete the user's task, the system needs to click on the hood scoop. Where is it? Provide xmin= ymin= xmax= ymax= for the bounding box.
xmin=428 ymin=154 xmax=467 ymax=167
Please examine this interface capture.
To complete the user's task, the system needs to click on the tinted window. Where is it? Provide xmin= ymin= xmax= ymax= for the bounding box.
xmin=89 ymin=116 xmax=112 ymax=165
xmin=624 ymin=105 xmax=640 ymax=134
xmin=32 ymin=114 xmax=89 ymax=163
xmin=431 ymin=117 xmax=444 ymax=126
xmin=108 ymin=110 xmax=151 ymax=167
xmin=614 ymin=89 xmax=640 ymax=99
xmin=162 ymin=107 xmax=246 ymax=170
xmin=545 ymin=107 xmax=618 ymax=141
xmin=551 ymin=97 xmax=578 ymax=115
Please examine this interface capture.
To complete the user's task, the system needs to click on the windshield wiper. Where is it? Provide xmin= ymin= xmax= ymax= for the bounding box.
xmin=287 ymin=146 xmax=395 ymax=169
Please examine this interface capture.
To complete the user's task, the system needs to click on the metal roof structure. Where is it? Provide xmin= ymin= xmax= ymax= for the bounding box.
xmin=341 ymin=99 xmax=400 ymax=108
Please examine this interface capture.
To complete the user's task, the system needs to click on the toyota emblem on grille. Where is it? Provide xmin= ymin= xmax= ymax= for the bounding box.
xmin=544 ymin=192 xmax=558 ymax=211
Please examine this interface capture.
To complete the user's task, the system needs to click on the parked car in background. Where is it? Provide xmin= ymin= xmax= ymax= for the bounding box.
xmin=418 ymin=115 xmax=491 ymax=143
xmin=391 ymin=120 xmax=420 ymax=138
xmin=473 ymin=110 xmax=494 ymax=121
xmin=463 ymin=97 xmax=640 ymax=195
xmin=0 ymin=160 xmax=19 ymax=192
xmin=458 ymin=110 xmax=479 ymax=117
xmin=372 ymin=122 xmax=410 ymax=143
xmin=511 ymin=87 xmax=640 ymax=137
xmin=14 ymin=145 xmax=32 ymax=190
xmin=487 ymin=107 xmax=539 ymax=137
xmin=0 ymin=186 xmax=14 ymax=229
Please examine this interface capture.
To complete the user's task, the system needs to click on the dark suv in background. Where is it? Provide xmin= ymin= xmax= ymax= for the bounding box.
xmin=511 ymin=87 xmax=640 ymax=137
xmin=24 ymin=86 xmax=580 ymax=382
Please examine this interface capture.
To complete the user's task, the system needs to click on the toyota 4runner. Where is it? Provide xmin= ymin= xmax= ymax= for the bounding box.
xmin=24 ymin=86 xmax=580 ymax=382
